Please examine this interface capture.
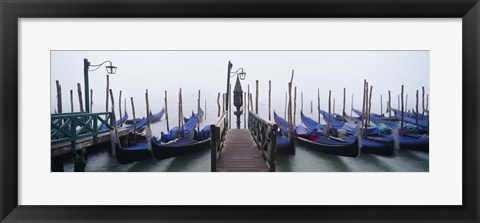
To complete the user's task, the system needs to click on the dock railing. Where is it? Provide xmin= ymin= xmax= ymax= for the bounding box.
xmin=248 ymin=111 xmax=278 ymax=172
xmin=210 ymin=112 xmax=228 ymax=172
xmin=51 ymin=112 xmax=115 ymax=145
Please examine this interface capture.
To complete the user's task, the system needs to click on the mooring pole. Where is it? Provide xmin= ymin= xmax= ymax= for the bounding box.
xmin=83 ymin=58 xmax=90 ymax=113
xmin=351 ymin=94 xmax=354 ymax=117
xmin=165 ymin=90 xmax=169 ymax=131
xmin=105 ymin=75 xmax=109 ymax=112
xmin=401 ymin=85 xmax=404 ymax=131
xmin=91 ymin=89 xmax=94 ymax=113
xmin=294 ymin=86 xmax=297 ymax=125
xmin=56 ymin=80 xmax=62 ymax=113
xmin=77 ymin=83 xmax=84 ymax=112
xmin=416 ymin=89 xmax=419 ymax=126
xmin=318 ymin=88 xmax=321 ymax=123
xmin=255 ymin=80 xmax=259 ymax=114
xmin=268 ymin=80 xmax=271 ymax=120
xmin=328 ymin=90 xmax=331 ymax=136
xmin=388 ymin=90 xmax=392 ymax=120
xmin=131 ymin=97 xmax=137 ymax=145
xmin=70 ymin=90 xmax=74 ymax=112
xmin=361 ymin=79 xmax=366 ymax=129
xmin=422 ymin=86 xmax=425 ymax=120
xmin=118 ymin=90 xmax=122 ymax=126
xmin=368 ymin=86 xmax=373 ymax=125
xmin=217 ymin=92 xmax=221 ymax=117
xmin=244 ymin=92 xmax=247 ymax=129
xmin=197 ymin=90 xmax=201 ymax=132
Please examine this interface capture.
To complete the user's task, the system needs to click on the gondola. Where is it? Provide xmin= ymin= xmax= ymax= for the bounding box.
xmin=99 ymin=113 xmax=128 ymax=131
xmin=273 ymin=111 xmax=295 ymax=154
xmin=305 ymin=111 xmax=394 ymax=156
xmin=125 ymin=108 xmax=165 ymax=125
xmin=392 ymin=108 xmax=429 ymax=128
xmin=116 ymin=113 xmax=208 ymax=164
xmin=184 ymin=108 xmax=204 ymax=123
xmin=275 ymin=112 xmax=360 ymax=157
xmin=353 ymin=109 xmax=429 ymax=152
xmin=151 ymin=119 xmax=210 ymax=160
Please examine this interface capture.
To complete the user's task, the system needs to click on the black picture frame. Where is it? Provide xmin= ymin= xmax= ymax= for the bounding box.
xmin=1 ymin=0 xmax=479 ymax=222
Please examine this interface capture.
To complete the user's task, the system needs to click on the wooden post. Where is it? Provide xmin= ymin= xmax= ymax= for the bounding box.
xmin=70 ymin=90 xmax=74 ymax=113
xmin=222 ymin=93 xmax=225 ymax=112
xmin=118 ymin=90 xmax=122 ymax=126
xmin=178 ymin=88 xmax=183 ymax=139
xmin=247 ymin=91 xmax=250 ymax=117
xmin=255 ymin=80 xmax=259 ymax=114
xmin=56 ymin=80 xmax=62 ymax=113
xmin=77 ymin=83 xmax=84 ymax=112
xmin=422 ymin=86 xmax=425 ymax=120
xmin=426 ymin=94 xmax=429 ymax=115
xmin=250 ymin=93 xmax=253 ymax=112
xmin=56 ymin=81 xmax=62 ymax=114
xmin=284 ymin=91 xmax=287 ymax=119
xmin=333 ymin=98 xmax=335 ymax=115
xmin=130 ymin=97 xmax=137 ymax=145
xmin=105 ymin=75 xmax=109 ymax=112
xmin=180 ymin=88 xmax=184 ymax=138
xmin=343 ymin=88 xmax=346 ymax=121
xmin=361 ymin=80 xmax=366 ymax=129
xmin=90 ymin=89 xmax=94 ymax=113
xmin=380 ymin=94 xmax=383 ymax=116
xmin=197 ymin=90 xmax=201 ymax=132
xmin=294 ymin=86 xmax=297 ymax=125
xmin=301 ymin=92 xmax=304 ymax=112
xmin=416 ymin=89 xmax=419 ymax=126
xmin=109 ymin=89 xmax=121 ymax=149
xmin=328 ymin=90 xmax=331 ymax=135
xmin=351 ymin=94 xmax=354 ymax=117
xmin=405 ymin=94 xmax=408 ymax=117
xmin=287 ymin=70 xmax=294 ymax=140
xmin=247 ymin=85 xmax=250 ymax=112
xmin=364 ymin=82 xmax=369 ymax=135
xmin=124 ymin=98 xmax=127 ymax=116
xmin=388 ymin=90 xmax=392 ymax=120
xmin=310 ymin=100 xmax=313 ymax=113
xmin=268 ymin=80 xmax=271 ymax=120
xmin=145 ymin=89 xmax=152 ymax=151
xmin=217 ymin=92 xmax=221 ymax=117
xmin=164 ymin=90 xmax=169 ymax=131
xmin=288 ymin=82 xmax=293 ymax=140
xmin=368 ymin=86 xmax=373 ymax=125
xmin=401 ymin=85 xmax=404 ymax=131
xmin=317 ymin=88 xmax=321 ymax=123
xmin=244 ymin=92 xmax=247 ymax=129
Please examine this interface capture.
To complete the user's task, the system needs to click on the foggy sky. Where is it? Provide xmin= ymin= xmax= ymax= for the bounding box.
xmin=51 ymin=50 xmax=429 ymax=118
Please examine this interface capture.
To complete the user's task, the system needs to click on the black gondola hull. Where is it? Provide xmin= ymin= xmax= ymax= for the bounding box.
xmin=115 ymin=147 xmax=151 ymax=164
xmin=296 ymin=136 xmax=360 ymax=157
xmin=151 ymin=139 xmax=210 ymax=160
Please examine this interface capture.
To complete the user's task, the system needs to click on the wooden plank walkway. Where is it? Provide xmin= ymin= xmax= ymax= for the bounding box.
xmin=217 ymin=129 xmax=269 ymax=172
xmin=51 ymin=128 xmax=130 ymax=157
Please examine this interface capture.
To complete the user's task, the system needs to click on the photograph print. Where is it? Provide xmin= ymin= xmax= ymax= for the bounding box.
xmin=50 ymin=50 xmax=429 ymax=172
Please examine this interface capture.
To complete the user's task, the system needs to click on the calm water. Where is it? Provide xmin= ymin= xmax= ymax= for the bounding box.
xmin=62 ymin=103 xmax=429 ymax=172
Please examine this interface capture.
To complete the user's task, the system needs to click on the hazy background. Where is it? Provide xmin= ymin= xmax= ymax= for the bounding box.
xmin=51 ymin=50 xmax=429 ymax=122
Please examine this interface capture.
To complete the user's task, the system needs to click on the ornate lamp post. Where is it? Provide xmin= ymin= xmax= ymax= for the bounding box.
xmin=233 ymin=76 xmax=243 ymax=129
xmin=225 ymin=61 xmax=246 ymax=129
xmin=83 ymin=58 xmax=117 ymax=113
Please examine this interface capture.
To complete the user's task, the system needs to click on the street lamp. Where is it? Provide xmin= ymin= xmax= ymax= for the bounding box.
xmin=83 ymin=58 xmax=117 ymax=113
xmin=225 ymin=61 xmax=246 ymax=129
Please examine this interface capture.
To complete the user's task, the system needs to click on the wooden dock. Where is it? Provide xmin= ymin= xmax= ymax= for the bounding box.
xmin=217 ymin=129 xmax=269 ymax=172
xmin=51 ymin=127 xmax=130 ymax=157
